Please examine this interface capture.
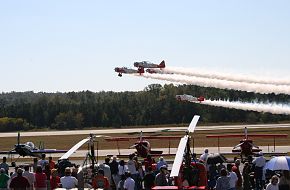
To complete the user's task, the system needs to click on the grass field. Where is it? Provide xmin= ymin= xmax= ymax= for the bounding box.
xmin=0 ymin=126 xmax=289 ymax=152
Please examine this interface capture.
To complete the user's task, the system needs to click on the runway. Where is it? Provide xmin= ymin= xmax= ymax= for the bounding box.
xmin=0 ymin=123 xmax=289 ymax=137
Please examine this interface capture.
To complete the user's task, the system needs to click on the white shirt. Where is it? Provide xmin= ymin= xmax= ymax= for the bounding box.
xmin=127 ymin=160 xmax=138 ymax=174
xmin=228 ymin=171 xmax=238 ymax=188
xmin=253 ymin=156 xmax=266 ymax=167
xmin=60 ymin=176 xmax=78 ymax=189
xmin=124 ymin=177 xmax=135 ymax=190
xmin=265 ymin=183 xmax=279 ymax=190
xmin=118 ymin=165 xmax=128 ymax=176
xmin=199 ymin=153 xmax=209 ymax=162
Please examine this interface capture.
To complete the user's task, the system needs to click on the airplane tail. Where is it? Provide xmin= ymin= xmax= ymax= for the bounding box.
xmin=159 ymin=60 xmax=165 ymax=68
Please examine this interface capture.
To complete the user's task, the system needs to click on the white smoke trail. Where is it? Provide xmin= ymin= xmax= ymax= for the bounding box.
xmin=191 ymin=99 xmax=290 ymax=115
xmin=141 ymin=73 xmax=290 ymax=95
xmin=163 ymin=66 xmax=290 ymax=86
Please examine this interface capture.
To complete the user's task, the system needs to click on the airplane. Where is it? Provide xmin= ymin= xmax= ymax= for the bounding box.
xmin=114 ymin=67 xmax=144 ymax=77
xmin=0 ymin=132 xmax=67 ymax=159
xmin=146 ymin=68 xmax=173 ymax=74
xmin=104 ymin=131 xmax=181 ymax=158
xmin=176 ymin=94 xmax=205 ymax=102
xmin=206 ymin=127 xmax=288 ymax=160
xmin=134 ymin=60 xmax=165 ymax=70
xmin=153 ymin=115 xmax=208 ymax=189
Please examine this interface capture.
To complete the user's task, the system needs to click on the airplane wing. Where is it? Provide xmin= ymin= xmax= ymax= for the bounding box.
xmin=105 ymin=136 xmax=181 ymax=141
xmin=59 ymin=138 xmax=90 ymax=160
xmin=30 ymin=149 xmax=67 ymax=154
xmin=207 ymin=134 xmax=288 ymax=138
xmin=0 ymin=150 xmax=17 ymax=154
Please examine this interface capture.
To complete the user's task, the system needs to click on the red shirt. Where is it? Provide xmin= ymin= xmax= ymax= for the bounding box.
xmin=49 ymin=160 xmax=56 ymax=170
xmin=9 ymin=176 xmax=30 ymax=189
xmin=35 ymin=173 xmax=47 ymax=188
xmin=50 ymin=176 xmax=60 ymax=190
xmin=92 ymin=176 xmax=110 ymax=190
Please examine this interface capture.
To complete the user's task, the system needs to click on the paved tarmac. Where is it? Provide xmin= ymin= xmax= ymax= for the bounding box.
xmin=0 ymin=123 xmax=289 ymax=137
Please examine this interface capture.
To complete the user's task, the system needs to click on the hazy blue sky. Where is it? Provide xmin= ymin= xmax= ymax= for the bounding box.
xmin=0 ymin=1 xmax=289 ymax=92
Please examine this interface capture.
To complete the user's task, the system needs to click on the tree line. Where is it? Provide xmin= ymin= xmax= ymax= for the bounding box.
xmin=0 ymin=84 xmax=289 ymax=132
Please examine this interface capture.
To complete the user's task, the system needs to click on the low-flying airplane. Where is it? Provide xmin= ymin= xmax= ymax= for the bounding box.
xmin=0 ymin=132 xmax=67 ymax=158
xmin=146 ymin=68 xmax=173 ymax=74
xmin=134 ymin=60 xmax=165 ymax=70
xmin=176 ymin=94 xmax=205 ymax=102
xmin=206 ymin=127 xmax=288 ymax=160
xmin=104 ymin=131 xmax=181 ymax=158
xmin=114 ymin=67 xmax=144 ymax=77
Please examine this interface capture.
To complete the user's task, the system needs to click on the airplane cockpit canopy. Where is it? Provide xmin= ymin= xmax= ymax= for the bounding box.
xmin=25 ymin=142 xmax=35 ymax=149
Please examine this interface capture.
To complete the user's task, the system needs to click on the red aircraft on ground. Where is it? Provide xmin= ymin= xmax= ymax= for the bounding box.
xmin=114 ymin=67 xmax=144 ymax=77
xmin=206 ymin=127 xmax=288 ymax=160
xmin=104 ymin=131 xmax=181 ymax=158
xmin=176 ymin=94 xmax=205 ymax=102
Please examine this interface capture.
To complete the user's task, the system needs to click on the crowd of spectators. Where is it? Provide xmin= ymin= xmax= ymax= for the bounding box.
xmin=1 ymin=150 xmax=290 ymax=190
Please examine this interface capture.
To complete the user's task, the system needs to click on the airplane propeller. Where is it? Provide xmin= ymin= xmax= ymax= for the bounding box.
xmin=170 ymin=115 xmax=200 ymax=177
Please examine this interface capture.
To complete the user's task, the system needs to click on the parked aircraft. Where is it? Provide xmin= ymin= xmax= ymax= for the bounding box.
xmin=0 ymin=132 xmax=67 ymax=158
xmin=134 ymin=60 xmax=165 ymax=69
xmin=114 ymin=67 xmax=144 ymax=77
xmin=176 ymin=94 xmax=205 ymax=102
xmin=206 ymin=127 xmax=288 ymax=160
xmin=105 ymin=131 xmax=181 ymax=158
xmin=153 ymin=115 xmax=208 ymax=189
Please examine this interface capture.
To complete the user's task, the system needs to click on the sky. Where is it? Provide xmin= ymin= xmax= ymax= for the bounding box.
xmin=0 ymin=1 xmax=290 ymax=93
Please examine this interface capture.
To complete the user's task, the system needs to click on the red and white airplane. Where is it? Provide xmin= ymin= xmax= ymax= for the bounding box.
xmin=134 ymin=60 xmax=165 ymax=69
xmin=114 ymin=67 xmax=144 ymax=77
xmin=176 ymin=94 xmax=205 ymax=102
xmin=146 ymin=68 xmax=173 ymax=74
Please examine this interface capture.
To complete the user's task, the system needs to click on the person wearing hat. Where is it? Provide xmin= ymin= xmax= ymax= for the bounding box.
xmin=92 ymin=169 xmax=110 ymax=190
xmin=9 ymin=168 xmax=30 ymax=189
xmin=155 ymin=165 xmax=169 ymax=186
xmin=0 ymin=168 xmax=10 ymax=189
xmin=60 ymin=167 xmax=78 ymax=189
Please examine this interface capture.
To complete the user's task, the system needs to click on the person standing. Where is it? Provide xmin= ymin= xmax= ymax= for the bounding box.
xmin=215 ymin=168 xmax=230 ymax=190
xmin=155 ymin=165 xmax=168 ymax=186
xmin=143 ymin=166 xmax=155 ymax=190
xmin=9 ymin=168 xmax=30 ymax=190
xmin=227 ymin=163 xmax=238 ymax=190
xmin=60 ymin=167 xmax=78 ymax=189
xmin=199 ymin=148 xmax=209 ymax=162
xmin=110 ymin=156 xmax=120 ymax=188
xmin=253 ymin=151 xmax=266 ymax=190
xmin=34 ymin=166 xmax=47 ymax=190
xmin=48 ymin=157 xmax=55 ymax=170
xmin=265 ymin=175 xmax=279 ymax=190
xmin=38 ymin=154 xmax=48 ymax=170
xmin=0 ymin=168 xmax=10 ymax=189
xmin=232 ymin=159 xmax=243 ymax=190
xmin=124 ymin=172 xmax=135 ymax=190
xmin=50 ymin=169 xmax=60 ymax=190
xmin=22 ymin=165 xmax=35 ymax=190
xmin=92 ymin=169 xmax=110 ymax=190
xmin=0 ymin=157 xmax=9 ymax=175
